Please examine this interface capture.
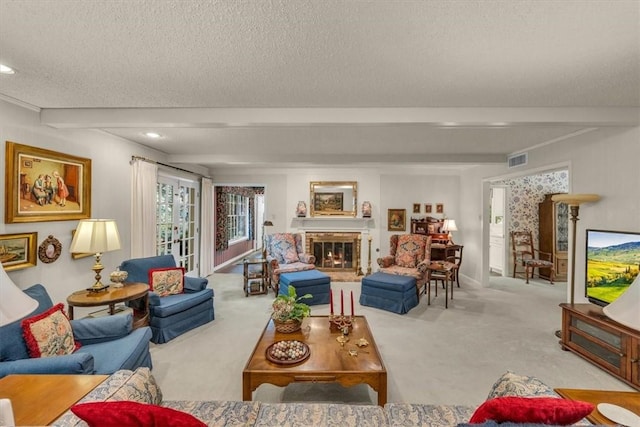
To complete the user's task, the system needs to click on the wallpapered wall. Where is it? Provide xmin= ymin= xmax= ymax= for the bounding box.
xmin=496 ymin=170 xmax=569 ymax=245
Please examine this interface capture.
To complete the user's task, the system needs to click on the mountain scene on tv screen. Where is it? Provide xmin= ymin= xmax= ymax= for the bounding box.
xmin=587 ymin=240 xmax=640 ymax=303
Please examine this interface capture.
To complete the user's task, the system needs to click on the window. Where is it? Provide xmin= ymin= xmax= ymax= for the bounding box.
xmin=227 ymin=193 xmax=249 ymax=242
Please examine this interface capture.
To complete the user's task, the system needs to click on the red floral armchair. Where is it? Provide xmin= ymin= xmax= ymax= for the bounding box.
xmin=265 ymin=233 xmax=316 ymax=290
xmin=377 ymin=234 xmax=432 ymax=296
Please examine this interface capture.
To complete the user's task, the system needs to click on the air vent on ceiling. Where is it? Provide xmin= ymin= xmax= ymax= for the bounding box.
xmin=508 ymin=153 xmax=528 ymax=168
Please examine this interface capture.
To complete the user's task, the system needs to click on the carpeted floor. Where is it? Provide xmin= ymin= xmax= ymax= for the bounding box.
xmin=149 ymin=273 xmax=634 ymax=407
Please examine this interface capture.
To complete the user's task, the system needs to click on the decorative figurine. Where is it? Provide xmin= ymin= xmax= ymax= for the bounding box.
xmin=362 ymin=201 xmax=372 ymax=218
xmin=296 ymin=201 xmax=307 ymax=217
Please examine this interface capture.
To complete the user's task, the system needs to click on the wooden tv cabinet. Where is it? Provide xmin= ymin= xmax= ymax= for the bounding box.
xmin=560 ymin=303 xmax=640 ymax=390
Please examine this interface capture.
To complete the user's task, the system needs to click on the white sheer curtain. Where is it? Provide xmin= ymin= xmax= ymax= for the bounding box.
xmin=131 ymin=159 xmax=157 ymax=258
xmin=199 ymin=177 xmax=214 ymax=277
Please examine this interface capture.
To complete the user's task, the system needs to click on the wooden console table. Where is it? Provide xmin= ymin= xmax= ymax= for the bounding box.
xmin=0 ymin=374 xmax=107 ymax=426
xmin=555 ymin=388 xmax=640 ymax=425
xmin=560 ymin=303 xmax=640 ymax=391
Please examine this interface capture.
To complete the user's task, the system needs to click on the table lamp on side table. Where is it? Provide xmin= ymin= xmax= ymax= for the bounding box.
xmin=443 ymin=219 xmax=458 ymax=245
xmin=70 ymin=219 xmax=122 ymax=293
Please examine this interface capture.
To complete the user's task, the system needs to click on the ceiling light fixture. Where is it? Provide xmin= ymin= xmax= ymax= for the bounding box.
xmin=0 ymin=64 xmax=16 ymax=75
xmin=143 ymin=132 xmax=162 ymax=139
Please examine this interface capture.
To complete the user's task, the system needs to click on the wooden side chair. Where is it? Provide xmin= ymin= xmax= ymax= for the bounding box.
xmin=510 ymin=231 xmax=555 ymax=284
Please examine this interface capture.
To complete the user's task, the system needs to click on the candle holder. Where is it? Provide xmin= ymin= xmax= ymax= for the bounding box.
xmin=329 ymin=314 xmax=353 ymax=333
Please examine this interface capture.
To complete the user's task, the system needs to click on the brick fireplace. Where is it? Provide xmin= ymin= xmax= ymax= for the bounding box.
xmin=305 ymin=232 xmax=362 ymax=273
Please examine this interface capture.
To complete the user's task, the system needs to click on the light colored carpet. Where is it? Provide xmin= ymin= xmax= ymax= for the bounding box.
xmin=149 ymin=273 xmax=634 ymax=407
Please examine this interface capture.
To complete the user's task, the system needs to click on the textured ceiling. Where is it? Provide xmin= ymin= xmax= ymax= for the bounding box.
xmin=0 ymin=0 xmax=639 ymax=170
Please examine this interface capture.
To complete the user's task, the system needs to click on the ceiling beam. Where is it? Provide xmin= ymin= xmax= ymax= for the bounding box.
xmin=41 ymin=107 xmax=640 ymax=128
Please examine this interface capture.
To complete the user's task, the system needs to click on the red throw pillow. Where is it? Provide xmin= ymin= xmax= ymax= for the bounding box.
xmin=148 ymin=267 xmax=185 ymax=297
xmin=21 ymin=303 xmax=80 ymax=358
xmin=469 ymin=396 xmax=594 ymax=425
xmin=71 ymin=401 xmax=206 ymax=427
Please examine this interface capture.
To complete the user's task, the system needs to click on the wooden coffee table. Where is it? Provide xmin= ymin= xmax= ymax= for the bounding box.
xmin=243 ymin=315 xmax=387 ymax=405
xmin=0 ymin=374 xmax=108 ymax=426
xmin=555 ymin=388 xmax=640 ymax=425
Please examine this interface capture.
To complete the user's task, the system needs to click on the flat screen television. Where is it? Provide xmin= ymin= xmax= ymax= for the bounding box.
xmin=585 ymin=229 xmax=640 ymax=306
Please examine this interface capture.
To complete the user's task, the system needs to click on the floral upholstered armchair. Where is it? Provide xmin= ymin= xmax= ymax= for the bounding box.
xmin=265 ymin=233 xmax=316 ymax=291
xmin=377 ymin=234 xmax=432 ymax=296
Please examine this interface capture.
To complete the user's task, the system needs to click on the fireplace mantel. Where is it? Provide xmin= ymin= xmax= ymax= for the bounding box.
xmin=291 ymin=217 xmax=374 ymax=231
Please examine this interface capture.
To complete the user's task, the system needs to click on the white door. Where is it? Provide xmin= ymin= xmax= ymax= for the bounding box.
xmin=489 ymin=187 xmax=507 ymax=275
xmin=156 ymin=174 xmax=200 ymax=277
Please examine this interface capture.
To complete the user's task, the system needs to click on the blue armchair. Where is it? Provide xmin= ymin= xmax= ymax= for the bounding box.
xmin=0 ymin=284 xmax=152 ymax=378
xmin=119 ymin=255 xmax=214 ymax=344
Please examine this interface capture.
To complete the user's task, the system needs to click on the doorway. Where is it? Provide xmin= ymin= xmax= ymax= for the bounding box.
xmin=489 ymin=186 xmax=507 ymax=275
xmin=484 ymin=167 xmax=570 ymax=285
xmin=156 ymin=174 xmax=200 ymax=277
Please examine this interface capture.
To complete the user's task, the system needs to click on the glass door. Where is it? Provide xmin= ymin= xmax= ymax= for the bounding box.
xmin=156 ymin=174 xmax=200 ymax=276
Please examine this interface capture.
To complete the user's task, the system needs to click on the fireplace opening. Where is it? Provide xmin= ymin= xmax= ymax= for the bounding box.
xmin=305 ymin=232 xmax=361 ymax=272
xmin=314 ymin=241 xmax=353 ymax=270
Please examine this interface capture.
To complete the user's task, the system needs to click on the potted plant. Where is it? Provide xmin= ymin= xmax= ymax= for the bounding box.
xmin=271 ymin=286 xmax=312 ymax=333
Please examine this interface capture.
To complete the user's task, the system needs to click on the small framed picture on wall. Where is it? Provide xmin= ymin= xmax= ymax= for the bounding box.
xmin=425 ymin=204 xmax=432 ymax=213
xmin=436 ymin=203 xmax=444 ymax=214
xmin=412 ymin=203 xmax=421 ymax=214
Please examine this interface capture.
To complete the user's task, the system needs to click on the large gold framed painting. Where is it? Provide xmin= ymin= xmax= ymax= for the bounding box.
xmin=5 ymin=141 xmax=92 ymax=223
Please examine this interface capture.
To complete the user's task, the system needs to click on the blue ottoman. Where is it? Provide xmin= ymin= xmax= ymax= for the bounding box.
xmin=359 ymin=272 xmax=418 ymax=314
xmin=279 ymin=270 xmax=331 ymax=306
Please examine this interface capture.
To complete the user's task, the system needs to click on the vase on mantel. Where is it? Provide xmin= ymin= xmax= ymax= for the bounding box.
xmin=274 ymin=319 xmax=302 ymax=334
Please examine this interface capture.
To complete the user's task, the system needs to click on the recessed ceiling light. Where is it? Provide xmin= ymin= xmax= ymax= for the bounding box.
xmin=0 ymin=64 xmax=16 ymax=75
xmin=143 ymin=132 xmax=162 ymax=139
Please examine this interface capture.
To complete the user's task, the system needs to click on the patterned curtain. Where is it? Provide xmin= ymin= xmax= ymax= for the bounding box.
xmin=215 ymin=186 xmax=264 ymax=251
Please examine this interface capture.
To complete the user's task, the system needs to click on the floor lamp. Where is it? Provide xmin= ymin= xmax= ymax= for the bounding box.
xmin=551 ymin=194 xmax=601 ymax=305
xmin=262 ymin=220 xmax=273 ymax=257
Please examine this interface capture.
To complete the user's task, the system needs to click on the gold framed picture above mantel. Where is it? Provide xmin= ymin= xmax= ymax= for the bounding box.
xmin=5 ymin=141 xmax=92 ymax=223
xmin=309 ymin=181 xmax=357 ymax=217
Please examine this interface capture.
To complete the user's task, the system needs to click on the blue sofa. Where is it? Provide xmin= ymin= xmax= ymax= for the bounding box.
xmin=0 ymin=284 xmax=152 ymax=378
xmin=119 ymin=255 xmax=214 ymax=344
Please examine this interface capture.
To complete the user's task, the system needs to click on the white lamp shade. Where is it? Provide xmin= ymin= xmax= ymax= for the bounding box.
xmin=70 ymin=219 xmax=121 ymax=254
xmin=0 ymin=263 xmax=38 ymax=326
xmin=603 ymin=273 xmax=640 ymax=330
xmin=443 ymin=219 xmax=458 ymax=232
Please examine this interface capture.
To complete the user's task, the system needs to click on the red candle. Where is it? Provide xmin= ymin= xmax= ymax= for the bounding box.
xmin=330 ymin=290 xmax=334 ymax=315
xmin=340 ymin=290 xmax=344 ymax=315
xmin=351 ymin=291 xmax=354 ymax=316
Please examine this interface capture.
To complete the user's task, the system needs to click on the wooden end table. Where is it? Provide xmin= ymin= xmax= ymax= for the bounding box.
xmin=0 ymin=374 xmax=108 ymax=426
xmin=243 ymin=315 xmax=387 ymax=405
xmin=555 ymin=388 xmax=640 ymax=425
xmin=238 ymin=258 xmax=269 ymax=297
xmin=67 ymin=282 xmax=149 ymax=328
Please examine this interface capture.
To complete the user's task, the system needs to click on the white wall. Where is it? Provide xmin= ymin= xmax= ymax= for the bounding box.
xmin=461 ymin=126 xmax=640 ymax=301
xmin=0 ymin=99 xmax=169 ymax=312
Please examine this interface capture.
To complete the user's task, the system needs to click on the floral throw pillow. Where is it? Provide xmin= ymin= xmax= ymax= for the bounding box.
xmin=148 ymin=267 xmax=185 ymax=297
xmin=270 ymin=233 xmax=300 ymax=264
xmin=395 ymin=235 xmax=425 ymax=268
xmin=21 ymin=303 xmax=80 ymax=358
